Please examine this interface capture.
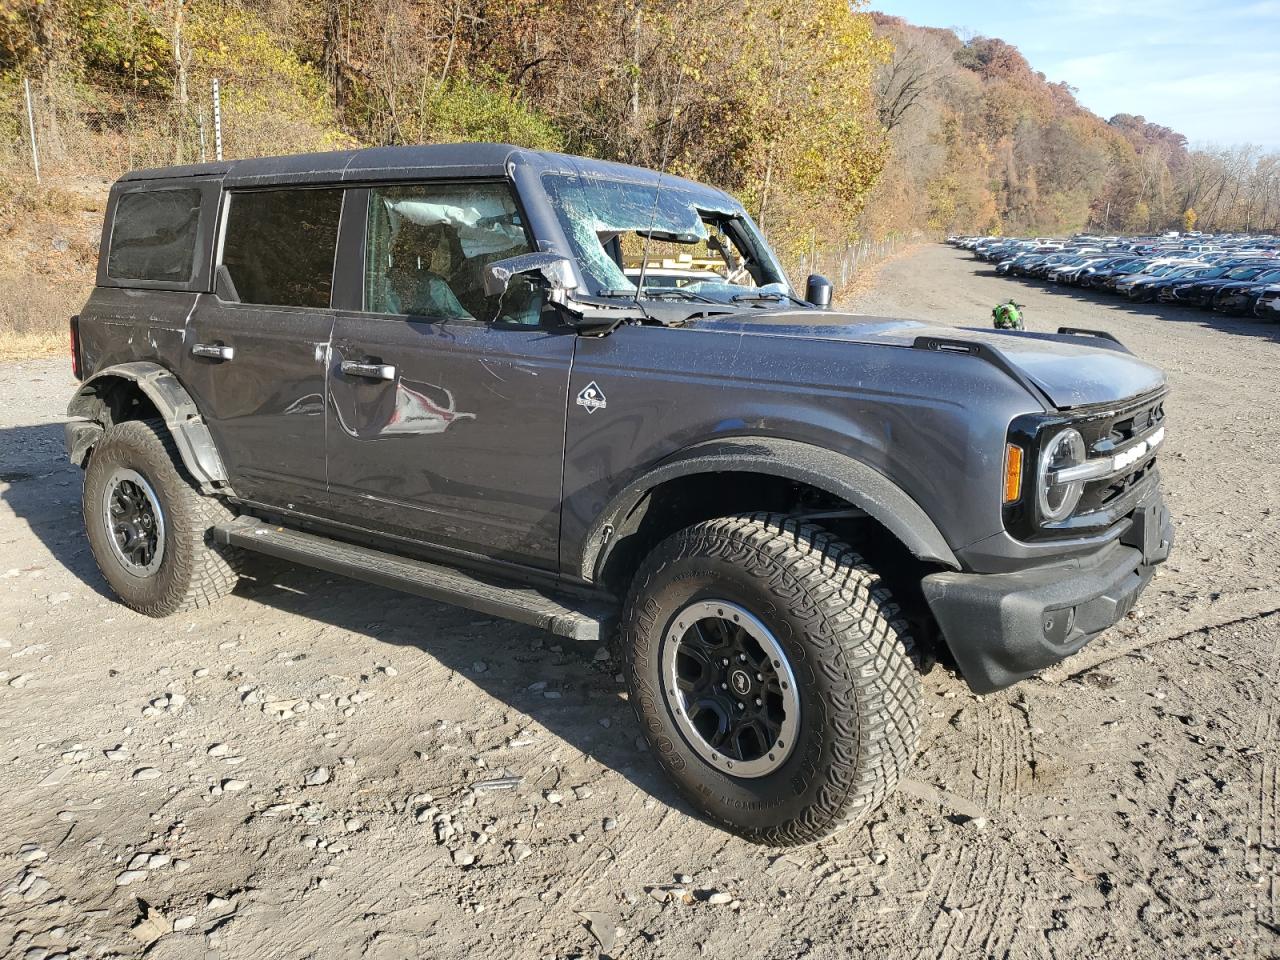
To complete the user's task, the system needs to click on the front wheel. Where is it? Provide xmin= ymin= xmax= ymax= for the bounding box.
xmin=621 ymin=513 xmax=921 ymax=846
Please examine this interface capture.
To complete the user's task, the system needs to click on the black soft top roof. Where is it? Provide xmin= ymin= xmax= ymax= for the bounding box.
xmin=115 ymin=143 xmax=734 ymax=205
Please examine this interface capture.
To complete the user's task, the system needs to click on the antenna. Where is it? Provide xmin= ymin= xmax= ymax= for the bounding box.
xmin=634 ymin=67 xmax=685 ymax=311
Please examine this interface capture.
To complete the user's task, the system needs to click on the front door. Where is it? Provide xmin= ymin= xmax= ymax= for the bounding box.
xmin=181 ymin=187 xmax=345 ymax=512
xmin=326 ymin=182 xmax=574 ymax=571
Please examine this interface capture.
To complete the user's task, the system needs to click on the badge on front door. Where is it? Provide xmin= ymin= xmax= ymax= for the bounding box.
xmin=576 ymin=381 xmax=607 ymax=414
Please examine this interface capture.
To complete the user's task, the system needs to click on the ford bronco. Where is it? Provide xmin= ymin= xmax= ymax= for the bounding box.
xmin=65 ymin=145 xmax=1172 ymax=845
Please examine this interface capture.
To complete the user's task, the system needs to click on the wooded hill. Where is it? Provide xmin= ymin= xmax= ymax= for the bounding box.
xmin=868 ymin=14 xmax=1278 ymax=238
xmin=0 ymin=0 xmax=1275 ymax=265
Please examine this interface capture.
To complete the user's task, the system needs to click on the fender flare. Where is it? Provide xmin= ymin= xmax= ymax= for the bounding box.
xmin=582 ymin=437 xmax=960 ymax=581
xmin=66 ymin=362 xmax=228 ymax=489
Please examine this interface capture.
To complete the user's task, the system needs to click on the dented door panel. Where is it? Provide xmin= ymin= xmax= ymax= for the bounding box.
xmin=326 ymin=314 xmax=574 ymax=569
xmin=75 ymin=286 xmax=195 ymax=380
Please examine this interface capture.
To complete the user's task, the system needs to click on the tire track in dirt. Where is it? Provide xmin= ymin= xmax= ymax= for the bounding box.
xmin=916 ymin=845 xmax=1029 ymax=959
xmin=1250 ymin=626 xmax=1280 ymax=937
xmin=926 ymin=701 xmax=1038 ymax=815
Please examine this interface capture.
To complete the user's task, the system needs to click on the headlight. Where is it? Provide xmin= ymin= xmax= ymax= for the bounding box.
xmin=1037 ymin=428 xmax=1086 ymax=522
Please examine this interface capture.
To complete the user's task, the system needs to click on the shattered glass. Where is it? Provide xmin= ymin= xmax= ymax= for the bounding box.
xmin=542 ymin=172 xmax=786 ymax=299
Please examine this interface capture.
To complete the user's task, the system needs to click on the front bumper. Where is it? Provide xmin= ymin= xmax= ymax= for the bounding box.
xmin=922 ymin=496 xmax=1173 ymax=694
xmin=1255 ymin=298 xmax=1280 ymax=319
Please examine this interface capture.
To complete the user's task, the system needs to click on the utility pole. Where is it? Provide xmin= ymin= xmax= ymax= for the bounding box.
xmin=212 ymin=78 xmax=223 ymax=161
xmin=23 ymin=78 xmax=40 ymax=184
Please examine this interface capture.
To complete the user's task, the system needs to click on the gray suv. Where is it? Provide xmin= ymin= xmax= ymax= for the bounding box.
xmin=65 ymin=144 xmax=1172 ymax=845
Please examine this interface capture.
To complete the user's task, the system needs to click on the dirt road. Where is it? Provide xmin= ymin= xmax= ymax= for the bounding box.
xmin=2 ymin=245 xmax=1277 ymax=959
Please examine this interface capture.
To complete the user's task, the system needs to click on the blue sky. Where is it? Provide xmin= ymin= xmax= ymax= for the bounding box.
xmin=869 ymin=0 xmax=1280 ymax=149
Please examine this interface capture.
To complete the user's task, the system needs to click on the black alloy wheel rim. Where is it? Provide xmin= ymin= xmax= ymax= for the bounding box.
xmin=102 ymin=467 xmax=166 ymax=576
xmin=660 ymin=599 xmax=800 ymax=778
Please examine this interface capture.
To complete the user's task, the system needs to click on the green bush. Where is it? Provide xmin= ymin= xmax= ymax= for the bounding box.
xmin=68 ymin=0 xmax=169 ymax=89
xmin=418 ymin=78 xmax=562 ymax=151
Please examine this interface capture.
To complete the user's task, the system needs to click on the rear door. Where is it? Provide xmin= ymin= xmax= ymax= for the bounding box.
xmin=326 ymin=181 xmax=575 ymax=571
xmin=180 ymin=187 xmax=344 ymax=512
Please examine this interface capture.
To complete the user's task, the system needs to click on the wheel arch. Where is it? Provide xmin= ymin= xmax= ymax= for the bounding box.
xmin=66 ymin=362 xmax=228 ymax=491
xmin=582 ymin=437 xmax=960 ymax=593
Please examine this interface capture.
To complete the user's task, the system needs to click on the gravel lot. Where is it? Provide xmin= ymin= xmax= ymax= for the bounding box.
xmin=1 ymin=244 xmax=1277 ymax=960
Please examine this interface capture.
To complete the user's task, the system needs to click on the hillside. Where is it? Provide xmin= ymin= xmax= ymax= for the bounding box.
xmin=0 ymin=0 xmax=1274 ymax=353
xmin=865 ymin=13 xmax=1278 ymax=237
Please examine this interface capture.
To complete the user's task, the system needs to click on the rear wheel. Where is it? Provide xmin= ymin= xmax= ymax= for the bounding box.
xmin=622 ymin=513 xmax=921 ymax=845
xmin=83 ymin=419 xmax=240 ymax=617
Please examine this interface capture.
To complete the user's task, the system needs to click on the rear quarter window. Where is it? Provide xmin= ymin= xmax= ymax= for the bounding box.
xmin=107 ymin=188 xmax=203 ymax=283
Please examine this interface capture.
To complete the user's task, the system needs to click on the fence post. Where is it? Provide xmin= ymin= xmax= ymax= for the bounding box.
xmin=211 ymin=78 xmax=223 ymax=161
xmin=23 ymin=78 xmax=40 ymax=184
xmin=198 ymin=110 xmax=207 ymax=163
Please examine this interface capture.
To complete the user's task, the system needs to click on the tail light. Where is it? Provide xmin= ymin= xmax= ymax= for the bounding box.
xmin=70 ymin=315 xmax=82 ymax=380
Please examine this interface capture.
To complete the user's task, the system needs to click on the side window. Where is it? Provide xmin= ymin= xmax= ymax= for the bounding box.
xmin=221 ymin=188 xmax=344 ymax=307
xmin=107 ymin=188 xmax=202 ymax=283
xmin=363 ymin=182 xmax=536 ymax=324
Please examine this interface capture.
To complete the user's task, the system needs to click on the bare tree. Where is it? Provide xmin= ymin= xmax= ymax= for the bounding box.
xmin=874 ymin=33 xmax=948 ymax=133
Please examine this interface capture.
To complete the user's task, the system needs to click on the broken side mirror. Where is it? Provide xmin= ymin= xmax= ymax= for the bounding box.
xmin=805 ymin=274 xmax=833 ymax=309
xmin=484 ymin=253 xmax=579 ymax=305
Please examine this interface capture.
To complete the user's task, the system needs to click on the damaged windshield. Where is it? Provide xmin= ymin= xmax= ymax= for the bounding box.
xmin=541 ymin=172 xmax=791 ymax=303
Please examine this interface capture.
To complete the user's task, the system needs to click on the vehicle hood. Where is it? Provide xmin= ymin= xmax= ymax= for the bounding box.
xmin=685 ymin=312 xmax=1166 ymax=410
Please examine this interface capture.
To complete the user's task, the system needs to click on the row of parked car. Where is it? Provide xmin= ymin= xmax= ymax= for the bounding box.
xmin=946 ymin=233 xmax=1280 ymax=321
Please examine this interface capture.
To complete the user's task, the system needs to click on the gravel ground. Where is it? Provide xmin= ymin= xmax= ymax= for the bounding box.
xmin=1 ymin=244 xmax=1277 ymax=959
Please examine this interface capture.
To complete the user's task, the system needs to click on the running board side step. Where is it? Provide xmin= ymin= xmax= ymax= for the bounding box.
xmin=213 ymin=518 xmax=614 ymax=643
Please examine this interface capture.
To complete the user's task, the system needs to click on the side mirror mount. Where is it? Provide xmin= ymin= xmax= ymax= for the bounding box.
xmin=484 ymin=253 xmax=579 ymax=304
xmin=804 ymin=274 xmax=833 ymax=309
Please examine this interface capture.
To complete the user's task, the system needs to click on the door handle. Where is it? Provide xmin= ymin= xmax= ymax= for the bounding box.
xmin=191 ymin=343 xmax=235 ymax=361
xmin=340 ymin=360 xmax=396 ymax=381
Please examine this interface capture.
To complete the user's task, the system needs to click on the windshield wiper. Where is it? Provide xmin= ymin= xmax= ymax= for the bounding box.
xmin=731 ymin=290 xmax=810 ymax=308
xmin=600 ymin=288 xmax=719 ymax=304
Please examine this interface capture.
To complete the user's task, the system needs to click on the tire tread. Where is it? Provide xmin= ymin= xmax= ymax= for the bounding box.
xmin=622 ymin=512 xmax=921 ymax=846
xmin=84 ymin=419 xmax=240 ymax=617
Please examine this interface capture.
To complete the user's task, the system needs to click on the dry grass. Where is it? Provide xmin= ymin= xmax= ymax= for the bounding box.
xmin=0 ymin=170 xmax=100 ymax=360
xmin=0 ymin=267 xmax=90 ymax=360
xmin=0 ymin=329 xmax=66 ymax=361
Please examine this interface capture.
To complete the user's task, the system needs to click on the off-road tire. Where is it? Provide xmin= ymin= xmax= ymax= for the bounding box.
xmin=622 ymin=513 xmax=921 ymax=846
xmin=83 ymin=419 xmax=241 ymax=617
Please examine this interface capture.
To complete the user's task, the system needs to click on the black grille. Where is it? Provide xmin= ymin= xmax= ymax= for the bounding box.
xmin=1004 ymin=391 xmax=1168 ymax=541
xmin=1070 ymin=394 xmax=1165 ymax=522
xmin=1078 ymin=396 xmax=1165 ymax=457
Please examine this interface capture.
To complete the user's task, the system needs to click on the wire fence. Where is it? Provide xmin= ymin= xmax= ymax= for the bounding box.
xmin=795 ymin=231 xmax=931 ymax=292
xmin=0 ymin=76 xmax=239 ymax=346
xmin=1 ymin=74 xmax=238 ymax=186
